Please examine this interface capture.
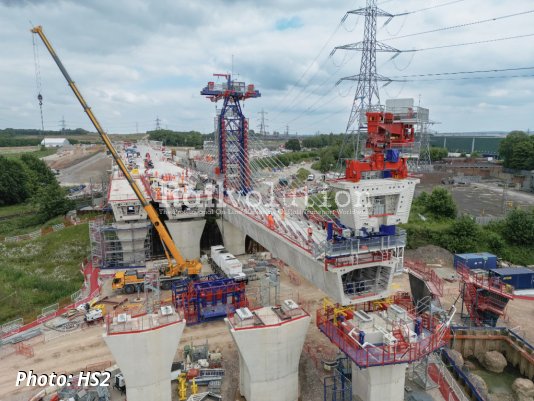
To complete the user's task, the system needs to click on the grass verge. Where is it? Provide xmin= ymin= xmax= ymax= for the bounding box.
xmin=0 ymin=223 xmax=90 ymax=324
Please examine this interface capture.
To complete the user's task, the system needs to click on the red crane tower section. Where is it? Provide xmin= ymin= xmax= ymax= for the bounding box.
xmin=345 ymin=111 xmax=415 ymax=182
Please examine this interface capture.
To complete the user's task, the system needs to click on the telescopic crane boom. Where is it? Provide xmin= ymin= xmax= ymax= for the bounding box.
xmin=31 ymin=25 xmax=201 ymax=277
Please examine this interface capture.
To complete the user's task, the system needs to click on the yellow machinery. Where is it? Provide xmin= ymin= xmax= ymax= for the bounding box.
xmin=31 ymin=26 xmax=202 ymax=288
xmin=178 ymin=373 xmax=187 ymax=401
xmin=111 ymin=270 xmax=146 ymax=294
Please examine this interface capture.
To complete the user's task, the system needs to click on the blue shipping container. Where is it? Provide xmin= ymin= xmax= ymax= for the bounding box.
xmin=454 ymin=252 xmax=497 ymax=270
xmin=490 ymin=268 xmax=534 ymax=290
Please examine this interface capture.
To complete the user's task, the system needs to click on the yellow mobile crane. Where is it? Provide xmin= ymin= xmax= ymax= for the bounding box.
xmin=31 ymin=26 xmax=202 ymax=293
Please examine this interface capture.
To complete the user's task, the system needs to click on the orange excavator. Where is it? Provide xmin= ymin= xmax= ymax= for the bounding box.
xmin=31 ymin=26 xmax=202 ymax=293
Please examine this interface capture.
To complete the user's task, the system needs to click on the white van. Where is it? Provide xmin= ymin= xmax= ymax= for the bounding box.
xmin=307 ymin=174 xmax=315 ymax=181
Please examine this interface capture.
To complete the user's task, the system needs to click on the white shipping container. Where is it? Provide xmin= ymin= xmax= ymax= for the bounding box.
xmin=220 ymin=254 xmax=243 ymax=276
xmin=211 ymin=245 xmax=226 ymax=266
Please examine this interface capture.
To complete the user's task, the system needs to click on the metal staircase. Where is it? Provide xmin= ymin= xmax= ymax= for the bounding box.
xmin=458 ymin=265 xmax=514 ymax=327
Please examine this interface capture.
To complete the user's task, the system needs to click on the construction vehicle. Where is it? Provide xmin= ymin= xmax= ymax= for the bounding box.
xmin=31 ymin=26 xmax=202 ymax=289
xmin=84 ymin=308 xmax=104 ymax=323
xmin=84 ymin=304 xmax=105 ymax=323
xmin=112 ymin=270 xmax=146 ymax=294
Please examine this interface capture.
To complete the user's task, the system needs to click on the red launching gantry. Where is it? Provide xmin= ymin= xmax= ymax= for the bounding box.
xmin=345 ymin=111 xmax=415 ymax=182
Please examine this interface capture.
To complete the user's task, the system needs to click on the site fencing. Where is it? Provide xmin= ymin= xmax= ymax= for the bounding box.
xmin=0 ymin=215 xmax=101 ymax=243
xmin=0 ymin=258 xmax=102 ymax=349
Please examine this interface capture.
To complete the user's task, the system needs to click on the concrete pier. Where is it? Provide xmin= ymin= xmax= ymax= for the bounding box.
xmin=103 ymin=307 xmax=185 ymax=401
xmin=352 ymin=363 xmax=407 ymax=401
xmin=217 ymin=216 xmax=246 ymax=256
xmin=166 ymin=218 xmax=206 ymax=260
xmin=225 ymin=301 xmax=311 ymax=401
xmin=113 ymin=221 xmax=149 ymax=265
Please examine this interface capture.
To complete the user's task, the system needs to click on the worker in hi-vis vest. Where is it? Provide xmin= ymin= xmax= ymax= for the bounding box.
xmin=267 ymin=213 xmax=275 ymax=230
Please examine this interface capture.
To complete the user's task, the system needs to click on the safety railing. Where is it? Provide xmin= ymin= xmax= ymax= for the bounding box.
xmin=428 ymin=353 xmax=470 ymax=401
xmin=441 ymin=348 xmax=485 ymax=401
xmin=457 ymin=265 xmax=514 ymax=298
xmin=405 ymin=260 xmax=444 ymax=297
xmin=105 ymin=306 xmax=183 ymax=335
xmin=316 ymin=298 xmax=449 ymax=368
xmin=0 ymin=258 xmax=101 ymax=341
xmin=317 ymin=230 xmax=407 ymax=258
xmin=326 ymin=251 xmax=392 ymax=269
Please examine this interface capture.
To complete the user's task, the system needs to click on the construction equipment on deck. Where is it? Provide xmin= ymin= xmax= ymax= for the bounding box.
xmin=31 ymin=26 xmax=202 ymax=286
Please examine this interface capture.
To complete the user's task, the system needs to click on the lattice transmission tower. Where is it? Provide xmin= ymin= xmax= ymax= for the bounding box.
xmin=333 ymin=0 xmax=400 ymax=158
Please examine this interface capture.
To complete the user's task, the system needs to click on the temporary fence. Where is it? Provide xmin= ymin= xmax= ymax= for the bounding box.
xmin=1 ymin=215 xmax=101 ymax=243
xmin=0 ymin=258 xmax=102 ymax=342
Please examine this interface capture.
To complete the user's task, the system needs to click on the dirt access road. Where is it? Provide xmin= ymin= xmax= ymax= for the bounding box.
xmin=56 ymin=151 xmax=111 ymax=186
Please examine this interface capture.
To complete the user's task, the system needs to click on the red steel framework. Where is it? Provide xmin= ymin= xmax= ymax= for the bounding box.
xmin=457 ymin=264 xmax=513 ymax=326
xmin=174 ymin=278 xmax=248 ymax=325
xmin=345 ymin=111 xmax=415 ymax=182
xmin=316 ymin=292 xmax=449 ymax=368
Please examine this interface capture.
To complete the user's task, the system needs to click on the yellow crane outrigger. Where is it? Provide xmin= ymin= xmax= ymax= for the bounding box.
xmin=31 ymin=26 xmax=202 ymax=288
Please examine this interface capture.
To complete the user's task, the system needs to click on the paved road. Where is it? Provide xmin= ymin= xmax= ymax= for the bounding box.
xmin=416 ymin=182 xmax=534 ymax=217
xmin=57 ymin=151 xmax=112 ymax=186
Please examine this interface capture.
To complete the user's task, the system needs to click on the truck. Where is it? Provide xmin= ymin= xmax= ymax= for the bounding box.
xmin=32 ymin=25 xmax=202 ymax=293
xmin=111 ymin=270 xmax=146 ymax=294
xmin=112 ymin=269 xmax=190 ymax=292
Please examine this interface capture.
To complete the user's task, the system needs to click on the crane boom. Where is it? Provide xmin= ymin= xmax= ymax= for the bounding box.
xmin=31 ymin=25 xmax=199 ymax=275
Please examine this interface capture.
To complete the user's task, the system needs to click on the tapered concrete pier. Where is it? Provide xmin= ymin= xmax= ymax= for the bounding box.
xmin=352 ymin=363 xmax=407 ymax=401
xmin=225 ymin=300 xmax=311 ymax=401
xmin=103 ymin=306 xmax=185 ymax=401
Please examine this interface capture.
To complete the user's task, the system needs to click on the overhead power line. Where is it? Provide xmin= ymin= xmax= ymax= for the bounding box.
xmin=408 ymin=32 xmax=534 ymax=52
xmin=383 ymin=9 xmax=534 ymax=41
xmin=396 ymin=73 xmax=534 ymax=82
xmin=398 ymin=0 xmax=467 ymax=16
xmin=272 ymin=0 xmax=467 ymax=129
xmin=390 ymin=66 xmax=534 ymax=79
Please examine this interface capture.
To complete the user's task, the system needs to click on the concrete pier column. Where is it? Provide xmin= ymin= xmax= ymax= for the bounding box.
xmin=217 ymin=215 xmax=246 ymax=255
xmin=166 ymin=218 xmax=206 ymax=260
xmin=225 ymin=305 xmax=311 ymax=401
xmin=351 ymin=363 xmax=407 ymax=401
xmin=113 ymin=222 xmax=149 ymax=264
xmin=103 ymin=310 xmax=185 ymax=401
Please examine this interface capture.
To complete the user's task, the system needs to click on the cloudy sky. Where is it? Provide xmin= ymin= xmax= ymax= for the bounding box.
xmin=0 ymin=0 xmax=533 ymax=135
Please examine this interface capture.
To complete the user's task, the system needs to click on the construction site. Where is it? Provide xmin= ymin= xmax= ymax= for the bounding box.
xmin=1 ymin=2 xmax=534 ymax=401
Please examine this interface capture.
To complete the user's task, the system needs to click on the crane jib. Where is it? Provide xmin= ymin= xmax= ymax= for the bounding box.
xmin=31 ymin=25 xmax=197 ymax=273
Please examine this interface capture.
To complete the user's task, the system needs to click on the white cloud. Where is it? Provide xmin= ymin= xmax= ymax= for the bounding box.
xmin=0 ymin=0 xmax=533 ymax=134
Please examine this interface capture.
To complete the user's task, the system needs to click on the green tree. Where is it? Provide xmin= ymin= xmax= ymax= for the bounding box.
xmin=285 ymin=139 xmax=301 ymax=152
xmin=499 ymin=131 xmax=534 ymax=170
xmin=426 ymin=187 xmax=457 ymax=218
xmin=147 ymin=130 xmax=209 ymax=149
xmin=19 ymin=154 xmax=56 ymax=193
xmin=482 ymin=230 xmax=506 ymax=255
xmin=413 ymin=191 xmax=430 ymax=209
xmin=33 ymin=182 xmax=74 ymax=222
xmin=502 ymin=208 xmax=534 ymax=245
xmin=0 ymin=156 xmax=30 ymax=205
xmin=429 ymin=147 xmax=448 ymax=162
xmin=440 ymin=216 xmax=480 ymax=253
